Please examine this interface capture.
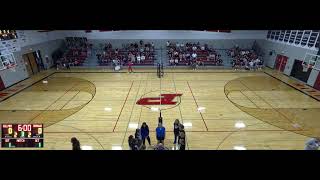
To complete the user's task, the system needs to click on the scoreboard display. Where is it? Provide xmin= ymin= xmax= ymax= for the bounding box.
xmin=1 ymin=124 xmax=44 ymax=148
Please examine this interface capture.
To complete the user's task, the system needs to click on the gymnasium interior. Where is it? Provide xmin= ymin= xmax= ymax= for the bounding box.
xmin=0 ymin=30 xmax=319 ymax=150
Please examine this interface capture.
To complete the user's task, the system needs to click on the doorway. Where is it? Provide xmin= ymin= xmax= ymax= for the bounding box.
xmin=22 ymin=52 xmax=39 ymax=76
xmin=274 ymin=54 xmax=288 ymax=72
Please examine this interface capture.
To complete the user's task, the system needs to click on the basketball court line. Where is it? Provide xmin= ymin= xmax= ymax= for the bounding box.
xmin=0 ymin=70 xmax=316 ymax=149
xmin=137 ymin=73 xmax=149 ymax=128
xmin=264 ymin=72 xmax=320 ymax=102
xmin=238 ymin=79 xmax=299 ymax=126
xmin=53 ymin=124 xmax=105 ymax=150
xmin=121 ymin=79 xmax=143 ymax=147
xmin=59 ymin=91 xmax=81 ymax=110
xmin=187 ymin=81 xmax=209 ymax=131
xmin=28 ymin=82 xmax=79 ymax=123
xmin=0 ymin=72 xmax=56 ymax=102
xmin=173 ymin=74 xmax=190 ymax=150
xmin=112 ymin=81 xmax=134 ymax=132
xmin=216 ymin=122 xmax=269 ymax=150
xmin=223 ymin=79 xmax=311 ymax=139
xmin=239 ymin=91 xmax=259 ymax=108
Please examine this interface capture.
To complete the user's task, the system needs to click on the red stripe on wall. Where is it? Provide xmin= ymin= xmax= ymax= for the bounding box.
xmin=0 ymin=76 xmax=5 ymax=91
xmin=314 ymin=71 xmax=320 ymax=90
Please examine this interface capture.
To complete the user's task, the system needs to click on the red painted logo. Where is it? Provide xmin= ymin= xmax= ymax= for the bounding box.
xmin=136 ymin=94 xmax=182 ymax=105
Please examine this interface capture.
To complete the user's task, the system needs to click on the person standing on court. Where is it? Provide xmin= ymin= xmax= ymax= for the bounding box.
xmin=141 ymin=122 xmax=151 ymax=146
xmin=71 ymin=137 xmax=81 ymax=150
xmin=305 ymin=137 xmax=320 ymax=150
xmin=156 ymin=123 xmax=166 ymax=144
xmin=128 ymin=60 xmax=133 ymax=73
xmin=128 ymin=135 xmax=135 ymax=150
xmin=135 ymin=129 xmax=142 ymax=140
xmin=178 ymin=124 xmax=186 ymax=150
xmin=173 ymin=119 xmax=180 ymax=144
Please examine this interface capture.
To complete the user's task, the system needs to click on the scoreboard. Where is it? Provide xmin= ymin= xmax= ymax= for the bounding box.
xmin=1 ymin=124 xmax=44 ymax=148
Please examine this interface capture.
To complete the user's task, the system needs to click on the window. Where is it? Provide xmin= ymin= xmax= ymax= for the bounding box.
xmin=284 ymin=30 xmax=291 ymax=42
xmin=295 ymin=30 xmax=304 ymax=45
xmin=301 ymin=30 xmax=311 ymax=46
xmin=274 ymin=30 xmax=280 ymax=40
xmin=267 ymin=30 xmax=271 ymax=39
xmin=270 ymin=31 xmax=275 ymax=39
xmin=316 ymin=33 xmax=320 ymax=48
xmin=279 ymin=30 xmax=285 ymax=41
xmin=289 ymin=30 xmax=297 ymax=43
xmin=308 ymin=30 xmax=319 ymax=47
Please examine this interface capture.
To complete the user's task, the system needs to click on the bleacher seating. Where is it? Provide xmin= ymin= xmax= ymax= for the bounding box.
xmin=167 ymin=42 xmax=223 ymax=67
xmin=227 ymin=46 xmax=263 ymax=69
xmin=97 ymin=41 xmax=156 ymax=66
xmin=58 ymin=37 xmax=89 ymax=67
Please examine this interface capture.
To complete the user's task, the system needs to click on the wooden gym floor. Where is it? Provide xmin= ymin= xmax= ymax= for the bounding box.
xmin=0 ymin=67 xmax=320 ymax=150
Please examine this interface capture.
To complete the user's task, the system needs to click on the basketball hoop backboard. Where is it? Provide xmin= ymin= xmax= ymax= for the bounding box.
xmin=303 ymin=53 xmax=320 ymax=71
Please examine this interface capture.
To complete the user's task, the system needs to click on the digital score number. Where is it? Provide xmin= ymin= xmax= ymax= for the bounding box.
xmin=1 ymin=124 xmax=44 ymax=148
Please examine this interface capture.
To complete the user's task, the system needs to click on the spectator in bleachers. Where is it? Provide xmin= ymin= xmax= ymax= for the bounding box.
xmin=192 ymin=61 xmax=197 ymax=70
xmin=179 ymin=53 xmax=183 ymax=61
xmin=129 ymin=53 xmax=135 ymax=63
xmin=166 ymin=41 xmax=170 ymax=47
xmin=174 ymin=58 xmax=179 ymax=66
xmin=192 ymin=45 xmax=197 ymax=51
xmin=136 ymin=54 xmax=141 ymax=64
xmin=192 ymin=52 xmax=197 ymax=60
xmin=185 ymin=52 xmax=190 ymax=60
xmin=255 ymin=58 xmax=262 ymax=69
xmin=141 ymin=54 xmax=145 ymax=63
xmin=169 ymin=58 xmax=174 ymax=66
xmin=134 ymin=43 xmax=139 ymax=49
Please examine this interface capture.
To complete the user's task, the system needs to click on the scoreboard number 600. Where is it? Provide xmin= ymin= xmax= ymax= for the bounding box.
xmin=18 ymin=124 xmax=32 ymax=131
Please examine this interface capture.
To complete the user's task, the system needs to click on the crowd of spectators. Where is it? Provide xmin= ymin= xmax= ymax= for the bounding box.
xmin=56 ymin=37 xmax=90 ymax=69
xmin=227 ymin=46 xmax=263 ymax=70
xmin=96 ymin=40 xmax=156 ymax=66
xmin=167 ymin=41 xmax=223 ymax=68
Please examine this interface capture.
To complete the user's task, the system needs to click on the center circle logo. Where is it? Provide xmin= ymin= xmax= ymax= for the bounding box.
xmin=136 ymin=90 xmax=182 ymax=111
